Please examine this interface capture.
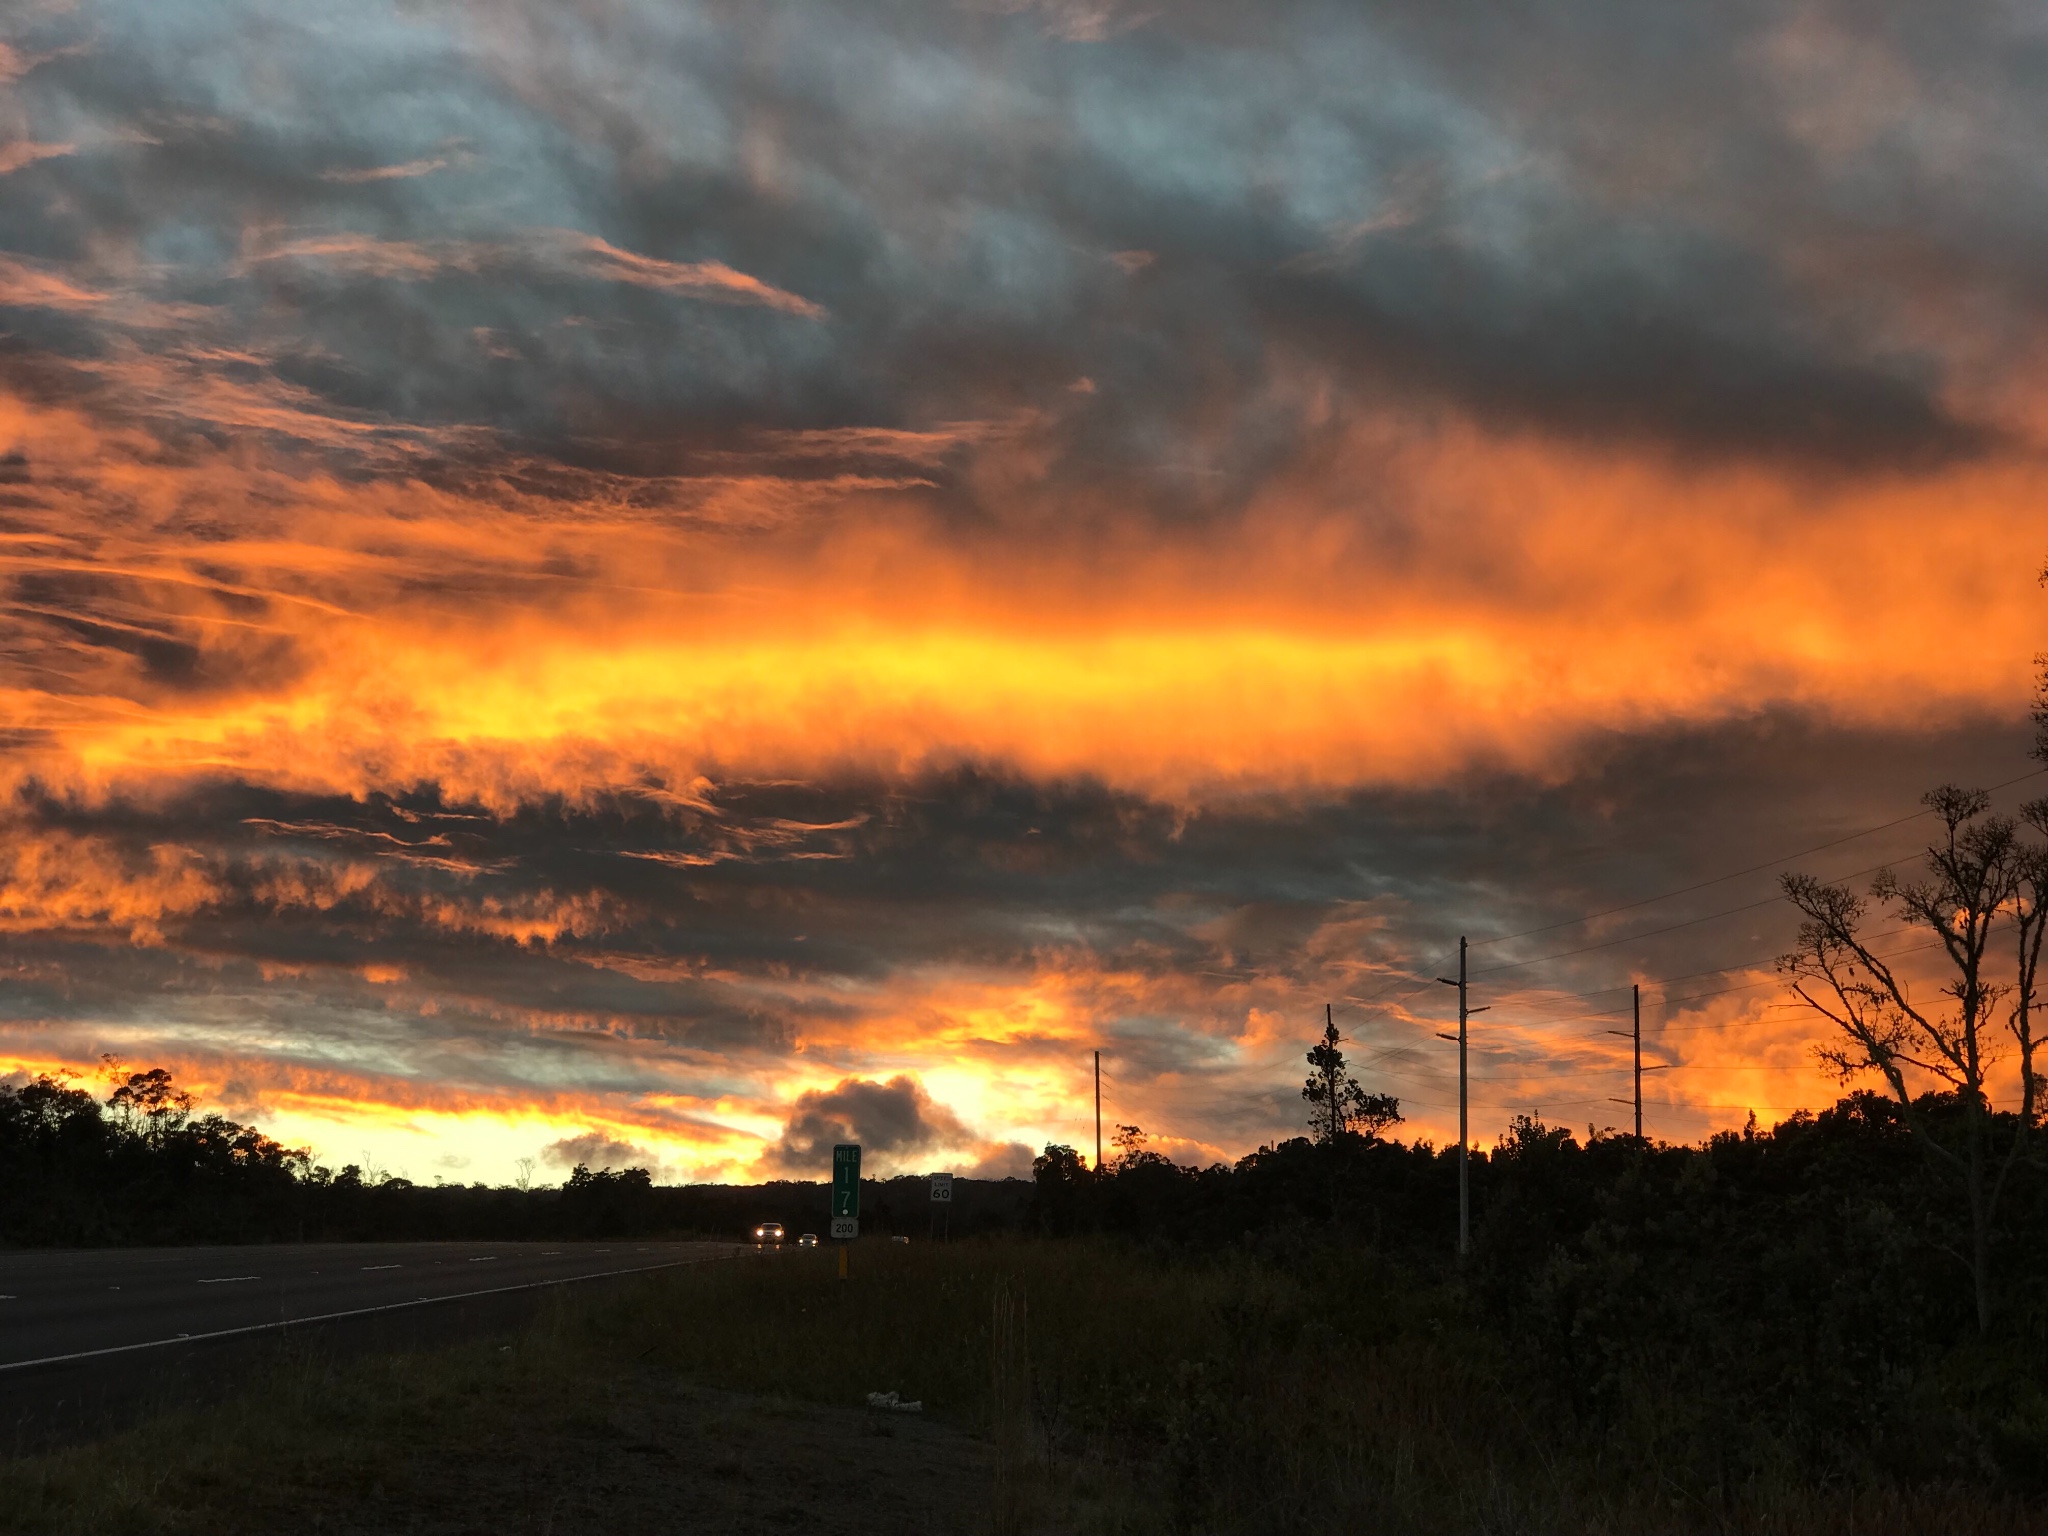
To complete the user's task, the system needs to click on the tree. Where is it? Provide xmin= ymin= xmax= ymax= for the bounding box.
xmin=558 ymin=1163 xmax=655 ymax=1237
xmin=1303 ymin=1005 xmax=1403 ymax=1144
xmin=105 ymin=1062 xmax=193 ymax=1150
xmin=1030 ymin=1143 xmax=1095 ymax=1235
xmin=1111 ymin=1123 xmax=1171 ymax=1171
xmin=1033 ymin=1144 xmax=1091 ymax=1183
xmin=1780 ymin=785 xmax=2047 ymax=1333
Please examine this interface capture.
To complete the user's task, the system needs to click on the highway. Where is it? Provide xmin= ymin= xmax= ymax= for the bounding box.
xmin=0 ymin=1240 xmax=736 ymax=1372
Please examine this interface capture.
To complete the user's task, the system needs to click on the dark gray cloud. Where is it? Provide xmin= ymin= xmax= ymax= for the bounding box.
xmin=542 ymin=1130 xmax=653 ymax=1171
xmin=2 ymin=0 xmax=2036 ymax=515
xmin=764 ymin=1074 xmax=971 ymax=1174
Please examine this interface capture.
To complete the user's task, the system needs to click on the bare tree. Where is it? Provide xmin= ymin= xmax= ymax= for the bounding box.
xmin=1780 ymin=786 xmax=2044 ymax=1333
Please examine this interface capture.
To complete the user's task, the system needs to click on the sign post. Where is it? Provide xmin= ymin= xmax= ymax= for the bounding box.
xmin=929 ymin=1172 xmax=952 ymax=1241
xmin=831 ymin=1143 xmax=861 ymax=1242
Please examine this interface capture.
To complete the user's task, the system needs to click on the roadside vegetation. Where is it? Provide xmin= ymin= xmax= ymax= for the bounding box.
xmin=3 ymin=1231 xmax=2043 ymax=1535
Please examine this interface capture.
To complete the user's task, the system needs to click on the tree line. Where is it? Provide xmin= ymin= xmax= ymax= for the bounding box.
xmin=0 ymin=1066 xmax=1030 ymax=1245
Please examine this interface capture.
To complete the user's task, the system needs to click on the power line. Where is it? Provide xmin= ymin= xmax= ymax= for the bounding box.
xmin=1451 ymin=925 xmax=1924 ymax=1028
xmin=1341 ymin=770 xmax=2045 ymax=1079
xmin=1616 ymin=935 xmax=1948 ymax=1030
xmin=1648 ymin=1008 xmax=1811 ymax=1036
xmin=1390 ymin=770 xmax=2045 ymax=987
xmin=1306 ymin=765 xmax=2044 ymax=1159
xmin=1527 ymin=920 xmax=1928 ymax=1006
xmin=1468 ymin=857 xmax=1906 ymax=979
xmin=1465 ymin=828 xmax=1895 ymax=950
xmin=1341 ymin=947 xmax=1462 ymax=1010
xmin=1465 ymin=766 xmax=2047 ymax=952
xmin=1391 ymin=1092 xmax=1825 ymax=1115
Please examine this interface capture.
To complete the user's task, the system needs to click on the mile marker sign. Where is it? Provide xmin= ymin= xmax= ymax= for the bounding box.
xmin=831 ymin=1143 xmax=860 ymax=1240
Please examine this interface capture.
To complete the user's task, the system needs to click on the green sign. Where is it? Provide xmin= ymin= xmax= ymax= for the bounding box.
xmin=832 ymin=1143 xmax=861 ymax=1218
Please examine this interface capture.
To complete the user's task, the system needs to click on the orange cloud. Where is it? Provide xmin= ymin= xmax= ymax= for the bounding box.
xmin=548 ymin=232 xmax=827 ymax=317
xmin=0 ymin=141 xmax=76 ymax=176
xmin=318 ymin=156 xmax=459 ymax=184
xmin=0 ymin=378 xmax=2037 ymax=1177
xmin=234 ymin=228 xmax=825 ymax=317
xmin=0 ymin=255 xmax=108 ymax=311
xmin=0 ymin=396 xmax=2034 ymax=810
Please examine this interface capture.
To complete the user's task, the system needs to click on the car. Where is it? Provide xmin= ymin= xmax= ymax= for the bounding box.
xmin=752 ymin=1221 xmax=785 ymax=1245
xmin=796 ymin=1233 xmax=819 ymax=1248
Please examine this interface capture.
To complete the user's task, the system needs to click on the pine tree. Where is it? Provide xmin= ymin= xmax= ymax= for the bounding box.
xmin=1303 ymin=1006 xmax=1402 ymax=1143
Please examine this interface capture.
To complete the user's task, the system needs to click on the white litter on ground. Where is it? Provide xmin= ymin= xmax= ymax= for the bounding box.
xmin=865 ymin=1391 xmax=923 ymax=1413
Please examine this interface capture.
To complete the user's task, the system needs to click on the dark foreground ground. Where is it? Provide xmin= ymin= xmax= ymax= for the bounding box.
xmin=4 ymin=1335 xmax=988 ymax=1536
xmin=0 ymin=1238 xmax=2040 ymax=1536
xmin=0 ymin=1248 xmax=994 ymax=1536
xmin=281 ymin=1371 xmax=984 ymax=1536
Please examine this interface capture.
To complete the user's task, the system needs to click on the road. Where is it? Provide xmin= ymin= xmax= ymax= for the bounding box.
xmin=0 ymin=1240 xmax=736 ymax=1372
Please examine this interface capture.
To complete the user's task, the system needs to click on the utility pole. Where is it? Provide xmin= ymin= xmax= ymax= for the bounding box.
xmin=1437 ymin=937 xmax=1487 ymax=1258
xmin=1608 ymin=983 xmax=1666 ymax=1139
xmin=1094 ymin=1049 xmax=1102 ymax=1173
xmin=1323 ymin=1003 xmax=1339 ymax=1142
xmin=1609 ymin=983 xmax=1645 ymax=1138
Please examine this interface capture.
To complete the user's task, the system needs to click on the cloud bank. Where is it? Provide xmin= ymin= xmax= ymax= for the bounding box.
xmin=0 ymin=0 xmax=2038 ymax=1179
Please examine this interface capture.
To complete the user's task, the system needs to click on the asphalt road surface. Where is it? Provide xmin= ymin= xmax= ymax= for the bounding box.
xmin=0 ymin=1240 xmax=736 ymax=1373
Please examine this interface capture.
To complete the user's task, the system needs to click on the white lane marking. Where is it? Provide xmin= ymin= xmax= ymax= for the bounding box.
xmin=196 ymin=1276 xmax=260 ymax=1284
xmin=0 ymin=1246 xmax=739 ymax=1375
xmin=360 ymin=1264 xmax=400 ymax=1271
xmin=467 ymin=1256 xmax=496 ymax=1262
xmin=541 ymin=1251 xmax=561 ymax=1255
xmin=0 ymin=1295 xmax=13 ymax=1300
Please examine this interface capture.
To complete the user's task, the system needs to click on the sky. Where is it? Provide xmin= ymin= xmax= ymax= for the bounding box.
xmin=0 ymin=0 xmax=2043 ymax=1186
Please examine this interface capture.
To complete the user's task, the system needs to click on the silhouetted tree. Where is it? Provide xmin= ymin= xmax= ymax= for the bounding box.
xmin=1111 ymin=1123 xmax=1171 ymax=1171
xmin=106 ymin=1061 xmax=193 ymax=1149
xmin=1031 ymin=1143 xmax=1096 ymax=1234
xmin=1303 ymin=1006 xmax=1403 ymax=1144
xmin=1782 ymin=785 xmax=2047 ymax=1332
xmin=558 ymin=1163 xmax=655 ymax=1237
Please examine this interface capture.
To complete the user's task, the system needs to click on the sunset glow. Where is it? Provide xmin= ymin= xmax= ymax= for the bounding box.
xmin=1 ymin=1 xmax=2042 ymax=1183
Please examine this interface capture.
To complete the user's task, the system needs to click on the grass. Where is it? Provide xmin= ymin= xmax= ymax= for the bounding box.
xmin=1 ymin=1238 xmax=2042 ymax=1534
